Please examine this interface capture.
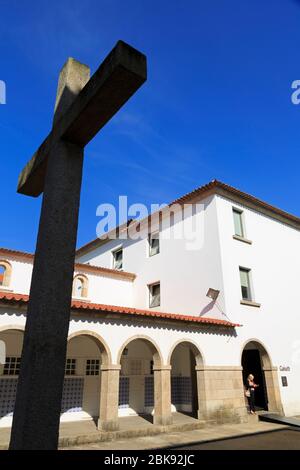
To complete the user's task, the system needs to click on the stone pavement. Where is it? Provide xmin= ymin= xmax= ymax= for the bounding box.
xmin=0 ymin=413 xmax=286 ymax=450
xmin=61 ymin=419 xmax=286 ymax=450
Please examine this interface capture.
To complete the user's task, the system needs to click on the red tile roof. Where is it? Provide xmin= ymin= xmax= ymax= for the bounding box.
xmin=0 ymin=291 xmax=241 ymax=328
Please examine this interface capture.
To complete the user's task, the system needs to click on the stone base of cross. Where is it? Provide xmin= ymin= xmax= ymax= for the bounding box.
xmin=9 ymin=41 xmax=146 ymax=450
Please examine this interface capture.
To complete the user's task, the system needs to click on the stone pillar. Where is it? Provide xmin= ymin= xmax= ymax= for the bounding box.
xmin=195 ymin=366 xmax=207 ymax=420
xmin=98 ymin=364 xmax=120 ymax=431
xmin=153 ymin=365 xmax=172 ymax=425
xmin=263 ymin=367 xmax=283 ymax=414
xmin=196 ymin=366 xmax=247 ymax=424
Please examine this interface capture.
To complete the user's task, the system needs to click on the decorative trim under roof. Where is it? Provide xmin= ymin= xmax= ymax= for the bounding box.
xmin=0 ymin=291 xmax=241 ymax=328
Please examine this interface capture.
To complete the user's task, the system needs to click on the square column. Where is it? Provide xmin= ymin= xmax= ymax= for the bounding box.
xmin=98 ymin=364 xmax=120 ymax=431
xmin=153 ymin=365 xmax=173 ymax=425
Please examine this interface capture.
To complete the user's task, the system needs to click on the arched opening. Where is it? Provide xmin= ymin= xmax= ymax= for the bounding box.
xmin=241 ymin=340 xmax=274 ymax=412
xmin=0 ymin=261 xmax=12 ymax=287
xmin=0 ymin=265 xmax=5 ymax=286
xmin=0 ymin=328 xmax=24 ymax=426
xmin=117 ymin=337 xmax=162 ymax=423
xmin=72 ymin=274 xmax=88 ymax=298
xmin=62 ymin=332 xmax=110 ymax=423
xmin=169 ymin=341 xmax=203 ymax=419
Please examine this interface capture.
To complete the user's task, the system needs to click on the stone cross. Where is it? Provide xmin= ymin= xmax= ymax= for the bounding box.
xmin=9 ymin=41 xmax=146 ymax=450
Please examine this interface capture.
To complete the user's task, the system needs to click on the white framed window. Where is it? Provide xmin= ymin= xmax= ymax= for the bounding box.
xmin=112 ymin=248 xmax=123 ymax=270
xmin=0 ymin=261 xmax=12 ymax=287
xmin=72 ymin=274 xmax=88 ymax=298
xmin=3 ymin=357 xmax=21 ymax=376
xmin=149 ymin=282 xmax=160 ymax=308
xmin=0 ymin=265 xmax=5 ymax=286
xmin=86 ymin=359 xmax=100 ymax=376
xmin=148 ymin=232 xmax=160 ymax=257
xmin=233 ymin=208 xmax=244 ymax=237
xmin=65 ymin=358 xmax=76 ymax=376
xmin=239 ymin=267 xmax=252 ymax=301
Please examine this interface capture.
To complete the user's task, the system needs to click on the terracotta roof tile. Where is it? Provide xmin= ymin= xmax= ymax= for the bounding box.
xmin=0 ymin=291 xmax=241 ymax=328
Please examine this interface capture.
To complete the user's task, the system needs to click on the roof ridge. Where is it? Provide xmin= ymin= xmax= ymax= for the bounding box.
xmin=76 ymin=179 xmax=300 ymax=256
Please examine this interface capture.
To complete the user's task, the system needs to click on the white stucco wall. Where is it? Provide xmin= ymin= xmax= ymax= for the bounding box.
xmin=0 ymin=255 xmax=133 ymax=308
xmin=76 ymin=195 xmax=227 ymax=319
xmin=215 ymin=194 xmax=300 ymax=416
xmin=1 ymin=189 xmax=300 ymax=419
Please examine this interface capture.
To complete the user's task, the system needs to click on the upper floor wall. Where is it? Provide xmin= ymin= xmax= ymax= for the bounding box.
xmin=76 ymin=194 xmax=226 ymax=318
xmin=215 ymin=194 xmax=300 ymax=328
xmin=0 ymin=251 xmax=134 ymax=308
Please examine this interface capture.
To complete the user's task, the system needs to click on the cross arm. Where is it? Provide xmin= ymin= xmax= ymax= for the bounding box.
xmin=17 ymin=40 xmax=147 ymax=197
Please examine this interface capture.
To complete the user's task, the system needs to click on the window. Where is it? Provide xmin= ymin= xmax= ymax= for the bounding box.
xmin=149 ymin=232 xmax=160 ymax=257
xmin=0 ymin=261 xmax=12 ymax=287
xmin=0 ymin=265 xmax=4 ymax=286
xmin=86 ymin=359 xmax=100 ymax=376
xmin=233 ymin=208 xmax=244 ymax=237
xmin=113 ymin=248 xmax=123 ymax=270
xmin=3 ymin=357 xmax=21 ymax=376
xmin=72 ymin=274 xmax=88 ymax=298
xmin=239 ymin=268 xmax=252 ymax=301
xmin=65 ymin=358 xmax=76 ymax=376
xmin=149 ymin=282 xmax=160 ymax=308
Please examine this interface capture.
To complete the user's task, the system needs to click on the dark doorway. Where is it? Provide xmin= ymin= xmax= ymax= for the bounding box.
xmin=242 ymin=349 xmax=268 ymax=410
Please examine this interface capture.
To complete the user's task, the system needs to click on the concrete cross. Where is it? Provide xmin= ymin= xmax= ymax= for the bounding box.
xmin=9 ymin=41 xmax=146 ymax=450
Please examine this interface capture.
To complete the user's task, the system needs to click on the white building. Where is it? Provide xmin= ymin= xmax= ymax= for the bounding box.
xmin=0 ymin=179 xmax=299 ymax=430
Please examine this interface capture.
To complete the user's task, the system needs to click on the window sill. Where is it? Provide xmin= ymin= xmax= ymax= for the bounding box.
xmin=233 ymin=235 xmax=252 ymax=245
xmin=72 ymin=297 xmax=90 ymax=303
xmin=240 ymin=300 xmax=261 ymax=308
xmin=0 ymin=286 xmax=13 ymax=292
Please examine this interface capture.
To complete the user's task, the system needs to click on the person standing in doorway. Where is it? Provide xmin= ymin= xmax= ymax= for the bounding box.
xmin=245 ymin=374 xmax=259 ymax=414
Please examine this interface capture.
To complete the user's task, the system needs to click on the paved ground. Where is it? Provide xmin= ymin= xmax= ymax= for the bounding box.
xmin=1 ymin=413 xmax=298 ymax=450
xmin=174 ymin=428 xmax=300 ymax=450
xmin=60 ymin=420 xmax=286 ymax=450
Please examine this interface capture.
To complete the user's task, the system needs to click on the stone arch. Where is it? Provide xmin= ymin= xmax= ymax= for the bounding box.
xmin=241 ymin=338 xmax=282 ymax=413
xmin=72 ymin=273 xmax=89 ymax=298
xmin=67 ymin=330 xmax=111 ymax=365
xmin=0 ymin=326 xmax=25 ymax=367
xmin=240 ymin=338 xmax=272 ymax=369
xmin=0 ymin=326 xmax=25 ymax=421
xmin=0 ymin=325 xmax=25 ymax=333
xmin=0 ymin=260 xmax=12 ymax=287
xmin=167 ymin=339 xmax=205 ymax=367
xmin=168 ymin=339 xmax=204 ymax=418
xmin=116 ymin=334 xmax=163 ymax=367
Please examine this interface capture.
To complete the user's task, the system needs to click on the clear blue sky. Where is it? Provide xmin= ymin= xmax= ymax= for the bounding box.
xmin=1 ymin=0 xmax=300 ymax=253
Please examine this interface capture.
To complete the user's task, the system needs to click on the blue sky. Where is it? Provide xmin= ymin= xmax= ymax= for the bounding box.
xmin=1 ymin=0 xmax=300 ymax=252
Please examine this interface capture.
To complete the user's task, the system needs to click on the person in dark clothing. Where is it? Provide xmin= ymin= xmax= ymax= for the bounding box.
xmin=245 ymin=374 xmax=259 ymax=414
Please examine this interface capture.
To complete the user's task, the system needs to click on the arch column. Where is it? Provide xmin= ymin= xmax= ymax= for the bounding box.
xmin=195 ymin=366 xmax=207 ymax=420
xmin=98 ymin=364 xmax=120 ymax=431
xmin=153 ymin=365 xmax=172 ymax=425
xmin=263 ymin=366 xmax=283 ymax=413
